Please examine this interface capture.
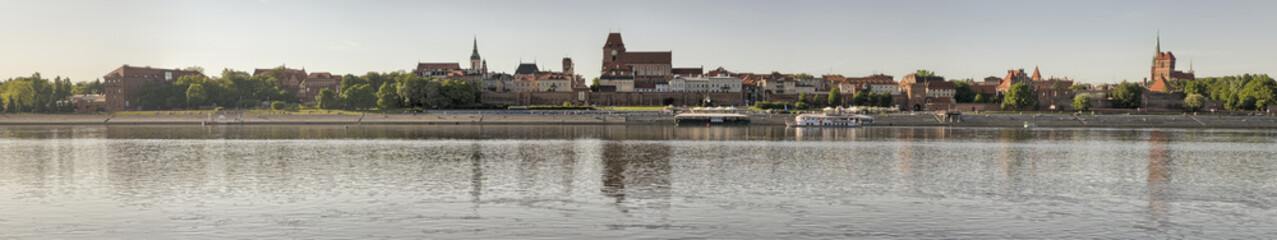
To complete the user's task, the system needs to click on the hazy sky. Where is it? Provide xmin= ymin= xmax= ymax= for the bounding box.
xmin=2 ymin=0 xmax=1274 ymax=84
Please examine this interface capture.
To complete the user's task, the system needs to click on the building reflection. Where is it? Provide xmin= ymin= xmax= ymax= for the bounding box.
xmin=1147 ymin=130 xmax=1173 ymax=227
xmin=600 ymin=142 xmax=672 ymax=214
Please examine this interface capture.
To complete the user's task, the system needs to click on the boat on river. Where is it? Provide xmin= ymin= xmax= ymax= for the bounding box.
xmin=786 ymin=107 xmax=874 ymax=128
xmin=674 ymin=106 xmax=750 ymax=126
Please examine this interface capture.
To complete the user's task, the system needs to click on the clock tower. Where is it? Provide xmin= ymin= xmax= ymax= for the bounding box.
xmin=602 ymin=32 xmax=626 ymax=70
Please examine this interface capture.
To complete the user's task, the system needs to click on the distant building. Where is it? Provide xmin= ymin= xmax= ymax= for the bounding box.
xmin=299 ymin=72 xmax=342 ymax=103
xmin=669 ymin=76 xmax=742 ymax=93
xmin=103 ymin=65 xmax=205 ymax=111
xmin=1148 ymin=34 xmax=1195 ymax=92
xmin=414 ymin=37 xmax=488 ymax=84
xmin=252 ymin=67 xmax=310 ymax=100
xmin=69 ymin=94 xmax=106 ymax=113
xmin=899 ymin=73 xmax=947 ymax=111
xmin=598 ymin=33 xmax=702 ymax=92
xmin=998 ymin=68 xmax=1033 ymax=93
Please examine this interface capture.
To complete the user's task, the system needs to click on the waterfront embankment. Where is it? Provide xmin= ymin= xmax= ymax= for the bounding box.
xmin=2 ymin=112 xmax=1277 ymax=128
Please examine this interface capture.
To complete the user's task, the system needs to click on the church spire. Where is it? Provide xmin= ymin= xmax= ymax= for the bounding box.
xmin=1155 ymin=31 xmax=1161 ymax=54
xmin=470 ymin=36 xmax=481 ymax=60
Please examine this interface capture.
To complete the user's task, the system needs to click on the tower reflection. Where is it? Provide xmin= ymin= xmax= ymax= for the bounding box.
xmin=601 ymin=142 xmax=672 ymax=214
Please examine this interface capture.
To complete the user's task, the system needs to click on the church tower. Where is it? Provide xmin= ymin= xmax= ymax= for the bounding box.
xmin=470 ymin=37 xmax=482 ymax=71
xmin=562 ymin=57 xmax=574 ymax=75
xmin=602 ymin=32 xmax=626 ymax=70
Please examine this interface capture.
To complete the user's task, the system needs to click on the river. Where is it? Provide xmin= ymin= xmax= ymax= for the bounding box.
xmin=1 ymin=125 xmax=1275 ymax=239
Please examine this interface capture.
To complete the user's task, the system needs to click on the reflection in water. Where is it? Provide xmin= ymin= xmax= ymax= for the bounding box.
xmin=1 ymin=126 xmax=1276 ymax=239
xmin=1147 ymin=130 xmax=1173 ymax=228
xmin=601 ymin=142 xmax=672 ymax=214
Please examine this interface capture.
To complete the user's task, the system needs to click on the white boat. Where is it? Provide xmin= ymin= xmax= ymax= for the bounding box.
xmin=786 ymin=107 xmax=874 ymax=127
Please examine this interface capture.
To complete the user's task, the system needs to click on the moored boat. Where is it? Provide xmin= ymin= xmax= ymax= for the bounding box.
xmin=674 ymin=106 xmax=750 ymax=126
xmin=786 ymin=107 xmax=874 ymax=127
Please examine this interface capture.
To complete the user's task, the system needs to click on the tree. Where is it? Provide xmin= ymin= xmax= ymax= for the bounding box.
xmin=827 ymin=88 xmax=841 ymax=107
xmin=1069 ymin=84 xmax=1089 ymax=91
xmin=271 ymin=101 xmax=286 ymax=110
xmin=376 ymin=82 xmax=400 ymax=110
xmin=1072 ymin=95 xmax=1092 ymax=111
xmin=878 ymin=93 xmax=893 ymax=107
xmin=186 ymin=83 xmax=207 ymax=108
xmin=317 ymin=88 xmax=339 ymax=109
xmin=1110 ymin=81 xmax=1144 ymax=109
xmin=1183 ymin=93 xmax=1206 ymax=112
xmin=954 ymin=80 xmax=975 ymax=103
xmin=915 ymin=70 xmax=935 ymax=78
xmin=590 ymin=78 xmax=601 ymax=92
xmin=973 ymin=94 xmax=986 ymax=103
xmin=4 ymin=96 xmax=14 ymax=113
xmin=792 ymin=73 xmax=814 ymax=79
xmin=396 ymin=75 xmax=428 ymax=108
xmin=795 ymin=101 xmax=810 ymax=109
xmin=341 ymin=84 xmax=376 ymax=110
xmin=797 ymin=93 xmax=807 ymax=105
xmin=1001 ymin=82 xmax=1037 ymax=109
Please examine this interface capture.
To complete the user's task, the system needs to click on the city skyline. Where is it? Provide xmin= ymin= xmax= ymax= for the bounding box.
xmin=2 ymin=0 xmax=1275 ymax=84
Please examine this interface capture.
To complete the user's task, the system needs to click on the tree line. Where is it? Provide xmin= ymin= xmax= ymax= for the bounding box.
xmin=317 ymin=71 xmax=481 ymax=111
xmin=1179 ymin=74 xmax=1275 ymax=111
xmin=1 ymin=73 xmax=77 ymax=113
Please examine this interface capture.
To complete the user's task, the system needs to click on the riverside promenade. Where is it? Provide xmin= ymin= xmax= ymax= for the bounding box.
xmin=2 ymin=112 xmax=1277 ymax=128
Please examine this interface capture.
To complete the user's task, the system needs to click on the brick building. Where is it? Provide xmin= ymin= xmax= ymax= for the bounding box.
xmin=1148 ymin=35 xmax=1195 ymax=92
xmin=103 ymin=65 xmax=205 ymax=111
xmin=298 ymin=72 xmax=342 ymax=103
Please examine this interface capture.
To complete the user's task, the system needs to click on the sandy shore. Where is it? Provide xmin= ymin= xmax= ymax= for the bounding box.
xmin=2 ymin=112 xmax=1276 ymax=128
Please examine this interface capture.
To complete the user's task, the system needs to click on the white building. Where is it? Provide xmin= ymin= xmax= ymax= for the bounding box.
xmin=670 ymin=76 xmax=742 ymax=92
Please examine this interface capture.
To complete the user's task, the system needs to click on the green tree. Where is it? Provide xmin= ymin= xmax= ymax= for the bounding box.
xmin=792 ymin=73 xmax=814 ymax=79
xmin=973 ymin=94 xmax=986 ymax=103
xmin=1183 ymin=93 xmax=1206 ymax=112
xmin=1110 ymin=81 xmax=1144 ymax=109
xmin=795 ymin=101 xmax=810 ymax=109
xmin=270 ymin=101 xmax=286 ymax=110
xmin=914 ymin=70 xmax=935 ymax=78
xmin=878 ymin=93 xmax=893 ymax=107
xmin=1071 ymin=94 xmax=1092 ymax=111
xmin=341 ymin=84 xmax=376 ymax=110
xmin=396 ymin=75 xmax=428 ymax=108
xmin=376 ymin=82 xmax=400 ymax=110
xmin=827 ymin=88 xmax=841 ymax=106
xmin=1069 ymin=84 xmax=1088 ymax=91
xmin=186 ymin=83 xmax=207 ymax=108
xmin=797 ymin=93 xmax=807 ymax=105
xmin=317 ymin=88 xmax=339 ymax=109
xmin=953 ymin=80 xmax=975 ymax=103
xmin=1001 ymin=82 xmax=1037 ymax=109
xmin=590 ymin=78 xmax=601 ymax=92
xmin=4 ymin=96 xmax=14 ymax=113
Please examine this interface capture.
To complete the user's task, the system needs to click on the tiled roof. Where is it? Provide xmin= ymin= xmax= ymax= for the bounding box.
xmin=416 ymin=62 xmax=462 ymax=71
xmin=926 ymin=81 xmax=956 ymax=90
xmin=672 ymin=67 xmax=703 ymax=75
xmin=620 ymin=52 xmax=671 ymax=64
xmin=604 ymin=33 xmax=625 ymax=48
xmin=105 ymin=65 xmax=204 ymax=80
xmin=515 ymin=63 xmax=539 ymax=75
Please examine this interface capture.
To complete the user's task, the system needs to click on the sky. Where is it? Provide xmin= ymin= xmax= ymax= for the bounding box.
xmin=2 ymin=0 xmax=1275 ymax=84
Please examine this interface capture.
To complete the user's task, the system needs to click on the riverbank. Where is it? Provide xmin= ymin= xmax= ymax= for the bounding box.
xmin=2 ymin=112 xmax=1277 ymax=128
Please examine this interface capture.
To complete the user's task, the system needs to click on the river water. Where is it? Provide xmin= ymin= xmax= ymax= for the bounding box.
xmin=1 ymin=125 xmax=1275 ymax=239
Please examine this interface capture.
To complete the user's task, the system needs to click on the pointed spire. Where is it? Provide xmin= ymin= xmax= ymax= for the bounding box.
xmin=1031 ymin=66 xmax=1042 ymax=81
xmin=470 ymin=36 xmax=481 ymax=60
xmin=1155 ymin=30 xmax=1161 ymax=55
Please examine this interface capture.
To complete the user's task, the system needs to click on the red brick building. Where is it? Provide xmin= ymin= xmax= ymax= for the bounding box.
xmin=253 ymin=67 xmax=308 ymax=99
xmin=299 ymin=72 xmax=342 ymax=103
xmin=103 ymin=65 xmax=204 ymax=111
xmin=600 ymin=32 xmax=674 ymax=91
xmin=1148 ymin=35 xmax=1195 ymax=92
